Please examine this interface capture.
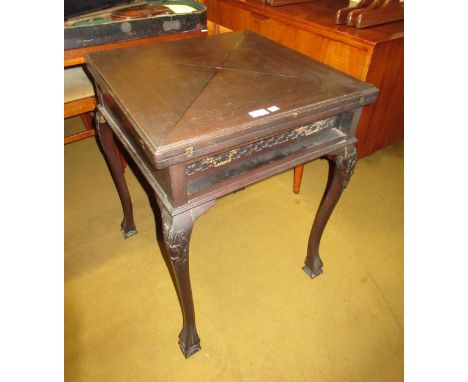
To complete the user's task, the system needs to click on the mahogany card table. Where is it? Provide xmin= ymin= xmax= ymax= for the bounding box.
xmin=85 ymin=31 xmax=378 ymax=358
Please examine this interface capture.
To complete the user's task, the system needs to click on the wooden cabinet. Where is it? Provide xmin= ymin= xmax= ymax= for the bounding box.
xmin=203 ymin=0 xmax=403 ymax=158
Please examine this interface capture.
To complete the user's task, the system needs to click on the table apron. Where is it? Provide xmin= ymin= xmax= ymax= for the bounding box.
xmin=98 ymin=105 xmax=356 ymax=216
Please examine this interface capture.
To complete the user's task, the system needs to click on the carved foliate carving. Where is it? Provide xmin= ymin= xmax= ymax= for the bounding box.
xmin=186 ymin=116 xmax=337 ymax=175
xmin=343 ymin=146 xmax=357 ymax=189
xmin=162 ymin=221 xmax=190 ymax=270
xmin=158 ymin=200 xmax=214 ymax=273
xmin=332 ymin=145 xmax=357 ymax=190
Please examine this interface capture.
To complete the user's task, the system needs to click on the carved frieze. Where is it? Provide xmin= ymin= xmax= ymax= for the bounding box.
xmin=186 ymin=116 xmax=337 ymax=176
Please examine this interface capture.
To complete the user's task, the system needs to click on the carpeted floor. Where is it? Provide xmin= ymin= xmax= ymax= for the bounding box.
xmin=65 ymin=117 xmax=403 ymax=382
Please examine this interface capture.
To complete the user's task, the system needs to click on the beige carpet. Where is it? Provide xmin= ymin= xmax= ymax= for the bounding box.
xmin=65 ymin=117 xmax=403 ymax=382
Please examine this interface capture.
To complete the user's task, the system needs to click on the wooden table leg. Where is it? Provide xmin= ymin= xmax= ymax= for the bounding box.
xmin=95 ymin=110 xmax=137 ymax=239
xmin=303 ymin=145 xmax=357 ymax=278
xmin=157 ymin=199 xmax=215 ymax=358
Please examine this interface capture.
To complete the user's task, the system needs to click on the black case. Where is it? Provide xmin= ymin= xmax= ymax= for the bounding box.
xmin=64 ymin=1 xmax=207 ymax=50
xmin=65 ymin=0 xmax=129 ymax=20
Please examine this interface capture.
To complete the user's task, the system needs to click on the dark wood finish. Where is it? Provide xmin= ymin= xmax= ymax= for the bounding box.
xmin=303 ymin=145 xmax=356 ymax=277
xmin=95 ymin=110 xmax=136 ymax=238
xmin=203 ymin=0 xmax=403 ymax=192
xmin=64 ymin=18 xmax=206 ymax=163
xmin=64 ymin=85 xmax=126 ymax=169
xmin=87 ymin=33 xmax=376 ymax=168
xmin=64 ymin=98 xmax=127 ymax=169
xmin=158 ymin=199 xmax=215 ymax=358
xmin=80 ymin=111 xmax=95 ymax=132
xmin=86 ymin=32 xmax=378 ymax=357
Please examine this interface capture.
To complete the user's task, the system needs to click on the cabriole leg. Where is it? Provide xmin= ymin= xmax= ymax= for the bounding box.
xmin=303 ymin=145 xmax=357 ymax=278
xmin=95 ymin=111 xmax=137 ymax=239
xmin=157 ymin=200 xmax=215 ymax=358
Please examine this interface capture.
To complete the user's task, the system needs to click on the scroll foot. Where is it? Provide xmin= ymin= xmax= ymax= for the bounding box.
xmin=121 ymin=223 xmax=137 ymax=239
xmin=178 ymin=326 xmax=201 ymax=358
xmin=303 ymin=264 xmax=323 ymax=279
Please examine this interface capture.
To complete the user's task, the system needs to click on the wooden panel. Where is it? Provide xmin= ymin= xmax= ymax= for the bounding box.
xmin=215 ymin=1 xmax=254 ymax=31
xmin=357 ymin=38 xmax=404 ymax=157
xmin=205 ymin=0 xmax=403 ymax=46
xmin=253 ymin=17 xmax=369 ymax=79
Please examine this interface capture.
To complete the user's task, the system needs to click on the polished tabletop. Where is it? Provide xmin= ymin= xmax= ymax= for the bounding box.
xmin=86 ymin=31 xmax=377 ymax=166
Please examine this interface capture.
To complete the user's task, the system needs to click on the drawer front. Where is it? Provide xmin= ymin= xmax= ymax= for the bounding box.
xmin=186 ymin=116 xmax=338 ymax=177
xmin=184 ymin=114 xmax=353 ymax=197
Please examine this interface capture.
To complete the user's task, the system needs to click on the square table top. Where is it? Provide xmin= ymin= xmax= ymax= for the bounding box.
xmin=86 ymin=31 xmax=378 ymax=167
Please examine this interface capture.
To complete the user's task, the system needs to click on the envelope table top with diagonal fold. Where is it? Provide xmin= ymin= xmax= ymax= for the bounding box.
xmin=86 ymin=31 xmax=378 ymax=170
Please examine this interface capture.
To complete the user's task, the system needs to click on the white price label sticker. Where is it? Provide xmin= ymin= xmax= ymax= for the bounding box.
xmin=248 ymin=109 xmax=270 ymax=118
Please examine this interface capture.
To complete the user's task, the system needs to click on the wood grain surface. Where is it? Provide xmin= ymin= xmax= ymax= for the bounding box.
xmin=203 ymin=0 xmax=403 ymax=158
xmin=87 ymin=31 xmax=377 ymax=167
xmin=64 ymin=96 xmax=96 ymax=119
